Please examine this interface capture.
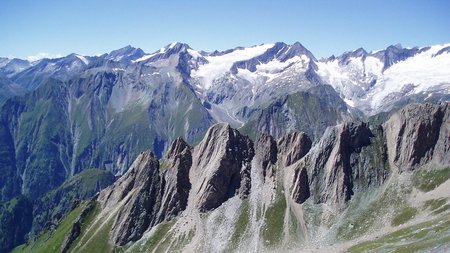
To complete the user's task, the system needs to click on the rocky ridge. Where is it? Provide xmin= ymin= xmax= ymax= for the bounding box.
xmin=49 ymin=102 xmax=450 ymax=252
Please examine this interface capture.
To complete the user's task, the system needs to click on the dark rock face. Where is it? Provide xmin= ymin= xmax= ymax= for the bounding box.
xmin=292 ymin=122 xmax=388 ymax=209
xmin=338 ymin=48 xmax=368 ymax=66
xmin=371 ymin=44 xmax=422 ymax=71
xmin=98 ymin=151 xmax=162 ymax=245
xmin=292 ymin=167 xmax=310 ymax=204
xmin=384 ymin=103 xmax=449 ymax=170
xmin=277 ymin=132 xmax=312 ymax=166
xmin=190 ymin=123 xmax=255 ymax=212
xmin=255 ymin=134 xmax=278 ymax=179
xmin=157 ymin=138 xmax=192 ymax=221
xmin=290 ymin=104 xmax=450 ymax=208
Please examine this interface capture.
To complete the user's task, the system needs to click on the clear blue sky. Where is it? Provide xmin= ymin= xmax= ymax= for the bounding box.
xmin=1 ymin=0 xmax=450 ymax=59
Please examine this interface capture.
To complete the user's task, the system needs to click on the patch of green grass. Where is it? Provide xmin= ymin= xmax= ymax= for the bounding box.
xmin=231 ymin=200 xmax=250 ymax=245
xmin=347 ymin=213 xmax=450 ymax=253
xmin=65 ymin=202 xmax=103 ymax=252
xmin=433 ymin=204 xmax=450 ymax=215
xmin=12 ymin=202 xmax=87 ymax=253
xmin=69 ymin=209 xmax=114 ymax=253
xmin=413 ymin=167 xmax=450 ymax=192
xmin=40 ymin=168 xmax=114 ymax=202
xmin=127 ymin=221 xmax=174 ymax=253
xmin=159 ymin=159 xmax=170 ymax=172
xmin=423 ymin=198 xmax=450 ymax=215
xmin=391 ymin=206 xmax=417 ymax=226
xmin=337 ymin=182 xmax=409 ymax=240
xmin=176 ymin=229 xmax=195 ymax=251
xmin=262 ymin=190 xmax=287 ymax=247
xmin=424 ymin=198 xmax=447 ymax=211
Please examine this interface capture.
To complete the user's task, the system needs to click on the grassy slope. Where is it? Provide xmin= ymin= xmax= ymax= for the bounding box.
xmin=344 ymin=166 xmax=450 ymax=252
xmin=12 ymin=202 xmax=87 ymax=253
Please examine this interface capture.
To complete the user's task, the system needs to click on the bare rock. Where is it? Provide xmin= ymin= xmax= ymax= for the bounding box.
xmin=97 ymin=151 xmax=162 ymax=245
xmin=384 ymin=103 xmax=449 ymax=170
xmin=157 ymin=137 xmax=192 ymax=221
xmin=293 ymin=122 xmax=387 ymax=209
xmin=292 ymin=167 xmax=310 ymax=204
xmin=190 ymin=123 xmax=254 ymax=212
xmin=255 ymin=133 xmax=278 ymax=179
xmin=278 ymin=132 xmax=312 ymax=166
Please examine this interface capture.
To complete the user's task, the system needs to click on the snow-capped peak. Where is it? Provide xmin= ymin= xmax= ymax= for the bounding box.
xmin=192 ymin=43 xmax=275 ymax=89
xmin=133 ymin=42 xmax=199 ymax=63
xmin=317 ymin=43 xmax=450 ymax=113
xmin=106 ymin=45 xmax=145 ymax=62
xmin=74 ymin=54 xmax=89 ymax=65
xmin=0 ymin=57 xmax=11 ymax=68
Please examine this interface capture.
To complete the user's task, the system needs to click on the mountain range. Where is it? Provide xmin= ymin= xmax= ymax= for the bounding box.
xmin=0 ymin=42 xmax=449 ymax=252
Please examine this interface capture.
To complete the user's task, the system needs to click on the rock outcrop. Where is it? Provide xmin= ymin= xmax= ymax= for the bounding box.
xmin=84 ymin=103 xmax=450 ymax=248
xmin=277 ymin=131 xmax=312 ymax=166
xmin=384 ymin=103 xmax=450 ymax=170
xmin=293 ymin=122 xmax=388 ymax=209
xmin=291 ymin=103 xmax=450 ymax=209
xmin=254 ymin=134 xmax=278 ymax=180
xmin=189 ymin=123 xmax=255 ymax=212
xmin=98 ymin=151 xmax=162 ymax=245
xmin=95 ymin=125 xmax=256 ymax=245
xmin=157 ymin=138 xmax=192 ymax=221
xmin=292 ymin=167 xmax=310 ymax=204
xmin=96 ymin=138 xmax=194 ymax=246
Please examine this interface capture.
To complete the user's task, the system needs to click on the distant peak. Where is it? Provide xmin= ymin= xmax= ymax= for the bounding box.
xmin=107 ymin=45 xmax=145 ymax=62
xmin=270 ymin=41 xmax=315 ymax=61
xmin=291 ymin=41 xmax=307 ymax=49
xmin=353 ymin=47 xmax=367 ymax=54
xmin=163 ymin=42 xmax=191 ymax=51
xmin=335 ymin=47 xmax=368 ymax=64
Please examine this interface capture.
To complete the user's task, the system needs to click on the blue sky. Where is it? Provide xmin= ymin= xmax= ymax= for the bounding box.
xmin=1 ymin=0 xmax=450 ymax=59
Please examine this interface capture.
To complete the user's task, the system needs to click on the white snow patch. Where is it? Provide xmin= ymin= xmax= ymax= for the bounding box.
xmin=192 ymin=44 xmax=274 ymax=89
xmin=316 ymin=59 xmax=350 ymax=83
xmin=258 ymin=55 xmax=307 ymax=73
xmin=187 ymin=48 xmax=202 ymax=59
xmin=317 ymin=43 xmax=450 ymax=113
xmin=168 ymin=42 xmax=177 ymax=49
xmin=133 ymin=53 xmax=156 ymax=62
xmin=75 ymin=54 xmax=89 ymax=65
xmin=370 ymin=43 xmax=450 ymax=108
xmin=343 ymin=98 xmax=355 ymax=107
